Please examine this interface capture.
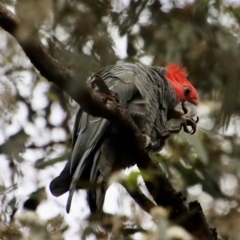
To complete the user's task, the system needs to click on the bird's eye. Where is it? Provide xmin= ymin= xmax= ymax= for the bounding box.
xmin=184 ymin=87 xmax=191 ymax=96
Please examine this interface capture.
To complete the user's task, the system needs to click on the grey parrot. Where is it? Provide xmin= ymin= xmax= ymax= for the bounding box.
xmin=50 ymin=62 xmax=199 ymax=213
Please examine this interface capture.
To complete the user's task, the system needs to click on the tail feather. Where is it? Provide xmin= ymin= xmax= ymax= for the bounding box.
xmin=88 ymin=180 xmax=106 ymax=213
xmin=87 ymin=146 xmax=111 ymax=213
xmin=49 ymin=173 xmax=71 ymax=197
xmin=49 ymin=161 xmax=72 ymax=197
xmin=66 ymin=151 xmax=94 ymax=213
xmin=66 ymin=187 xmax=75 ymax=213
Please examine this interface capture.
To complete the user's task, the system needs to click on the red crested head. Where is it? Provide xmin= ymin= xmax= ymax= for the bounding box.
xmin=166 ymin=64 xmax=198 ymax=105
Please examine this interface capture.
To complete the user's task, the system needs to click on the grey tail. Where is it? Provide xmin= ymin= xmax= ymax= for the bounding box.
xmin=65 ymin=151 xmax=96 ymax=213
xmin=49 ymin=160 xmax=72 ymax=197
xmin=87 ymin=184 xmax=106 ymax=213
xmin=49 ymin=174 xmax=71 ymax=197
xmin=66 ymin=187 xmax=75 ymax=213
xmin=87 ymin=149 xmax=107 ymax=213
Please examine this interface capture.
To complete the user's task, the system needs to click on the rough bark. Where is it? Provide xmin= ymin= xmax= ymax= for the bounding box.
xmin=0 ymin=5 xmax=218 ymax=240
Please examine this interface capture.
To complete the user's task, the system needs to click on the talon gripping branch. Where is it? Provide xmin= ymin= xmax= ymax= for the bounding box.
xmin=50 ymin=62 xmax=199 ymax=213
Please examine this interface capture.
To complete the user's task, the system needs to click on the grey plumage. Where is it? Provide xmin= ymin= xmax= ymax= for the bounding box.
xmin=50 ymin=62 xmax=177 ymax=213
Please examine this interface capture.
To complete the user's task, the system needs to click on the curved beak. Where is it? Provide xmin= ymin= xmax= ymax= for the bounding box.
xmin=171 ymin=101 xmax=198 ymax=119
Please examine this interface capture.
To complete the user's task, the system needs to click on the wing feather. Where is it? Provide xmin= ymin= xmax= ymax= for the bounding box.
xmin=50 ymin=62 xmax=171 ymax=213
xmin=66 ymin=63 xmax=140 ymax=212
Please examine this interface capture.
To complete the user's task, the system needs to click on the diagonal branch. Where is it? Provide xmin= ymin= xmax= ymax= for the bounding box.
xmin=0 ymin=4 xmax=146 ymax=151
xmin=0 ymin=4 xmax=218 ymax=240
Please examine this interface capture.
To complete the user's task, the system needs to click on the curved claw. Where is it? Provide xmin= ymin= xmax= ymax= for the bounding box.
xmin=181 ymin=116 xmax=199 ymax=135
xmin=195 ymin=116 xmax=199 ymax=124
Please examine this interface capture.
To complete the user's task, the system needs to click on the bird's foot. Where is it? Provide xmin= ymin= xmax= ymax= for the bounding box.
xmin=181 ymin=115 xmax=199 ymax=134
xmin=142 ymin=134 xmax=152 ymax=149
xmin=168 ymin=116 xmax=199 ymax=135
xmin=142 ymin=134 xmax=168 ymax=151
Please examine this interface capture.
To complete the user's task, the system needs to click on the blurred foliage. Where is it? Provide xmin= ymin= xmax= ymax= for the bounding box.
xmin=0 ymin=212 xmax=68 ymax=240
xmin=1 ymin=0 xmax=240 ymax=239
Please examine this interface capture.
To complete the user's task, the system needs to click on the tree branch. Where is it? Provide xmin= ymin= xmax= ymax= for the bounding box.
xmin=120 ymin=181 xmax=156 ymax=213
xmin=0 ymin=4 xmax=218 ymax=240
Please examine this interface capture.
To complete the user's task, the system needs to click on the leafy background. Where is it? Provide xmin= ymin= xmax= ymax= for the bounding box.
xmin=1 ymin=0 xmax=240 ymax=239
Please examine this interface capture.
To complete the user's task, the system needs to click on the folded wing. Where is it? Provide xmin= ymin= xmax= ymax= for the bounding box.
xmin=50 ymin=62 xmax=166 ymax=213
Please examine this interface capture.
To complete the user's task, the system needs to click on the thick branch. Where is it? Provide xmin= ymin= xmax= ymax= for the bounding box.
xmin=0 ymin=4 xmax=146 ymax=149
xmin=0 ymin=5 xmax=218 ymax=240
xmin=120 ymin=181 xmax=156 ymax=213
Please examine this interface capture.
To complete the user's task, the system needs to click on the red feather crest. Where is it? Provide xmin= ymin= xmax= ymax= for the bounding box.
xmin=165 ymin=64 xmax=198 ymax=105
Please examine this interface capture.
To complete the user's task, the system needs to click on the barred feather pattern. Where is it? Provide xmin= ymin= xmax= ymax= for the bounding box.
xmin=49 ymin=62 xmax=177 ymax=213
